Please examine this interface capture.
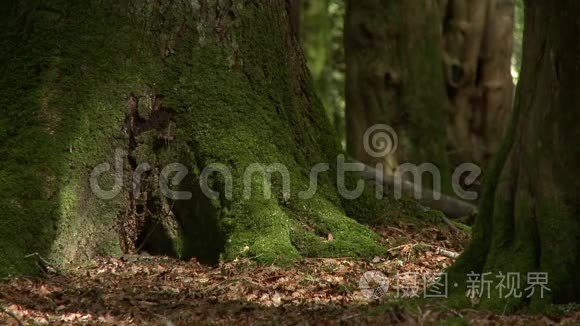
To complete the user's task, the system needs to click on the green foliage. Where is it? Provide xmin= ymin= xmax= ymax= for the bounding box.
xmin=512 ymin=0 xmax=525 ymax=80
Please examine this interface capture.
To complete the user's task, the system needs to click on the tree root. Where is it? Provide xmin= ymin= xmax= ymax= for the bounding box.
xmin=355 ymin=162 xmax=478 ymax=219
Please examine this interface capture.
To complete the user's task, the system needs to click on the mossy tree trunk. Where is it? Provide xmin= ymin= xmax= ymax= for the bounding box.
xmin=447 ymin=0 xmax=580 ymax=309
xmin=0 ymin=0 xmax=384 ymax=277
xmin=344 ymin=0 xmax=451 ymax=187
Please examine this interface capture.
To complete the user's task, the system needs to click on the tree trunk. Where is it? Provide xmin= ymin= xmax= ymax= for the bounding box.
xmin=0 ymin=0 xmax=384 ymax=276
xmin=447 ymin=0 xmax=580 ymax=309
xmin=345 ymin=0 xmax=515 ymax=187
xmin=443 ymin=0 xmax=516 ymax=165
xmin=289 ymin=0 xmax=301 ymax=39
xmin=344 ymin=0 xmax=451 ymax=189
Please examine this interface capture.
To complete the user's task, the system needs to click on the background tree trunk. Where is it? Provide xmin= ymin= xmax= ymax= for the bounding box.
xmin=447 ymin=0 xmax=580 ymax=309
xmin=443 ymin=0 xmax=516 ymax=165
xmin=0 ymin=0 xmax=384 ymax=276
xmin=344 ymin=0 xmax=451 ymax=190
xmin=344 ymin=0 xmax=515 ymax=192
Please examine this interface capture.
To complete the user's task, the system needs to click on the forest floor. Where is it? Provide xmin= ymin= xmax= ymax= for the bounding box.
xmin=0 ymin=222 xmax=578 ymax=325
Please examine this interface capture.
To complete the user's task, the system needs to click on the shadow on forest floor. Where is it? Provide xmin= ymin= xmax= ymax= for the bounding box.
xmin=0 ymin=223 xmax=578 ymax=325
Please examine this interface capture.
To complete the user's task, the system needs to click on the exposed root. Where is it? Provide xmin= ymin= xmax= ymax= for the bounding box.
xmin=356 ymin=162 xmax=478 ymax=219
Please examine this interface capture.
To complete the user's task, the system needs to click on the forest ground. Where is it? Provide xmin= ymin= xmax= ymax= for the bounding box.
xmin=0 ymin=222 xmax=578 ymax=325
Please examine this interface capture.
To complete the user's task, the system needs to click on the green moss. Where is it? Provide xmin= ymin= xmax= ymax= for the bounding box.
xmin=287 ymin=195 xmax=385 ymax=258
xmin=222 ymin=193 xmax=300 ymax=265
xmin=0 ymin=1 xmax=389 ymax=276
xmin=0 ymin=0 xmax=207 ymax=275
xmin=0 ymin=1 xmax=147 ymax=275
xmin=533 ymin=198 xmax=579 ymax=308
xmin=154 ymin=3 xmax=386 ymax=264
xmin=341 ymin=173 xmax=456 ymax=229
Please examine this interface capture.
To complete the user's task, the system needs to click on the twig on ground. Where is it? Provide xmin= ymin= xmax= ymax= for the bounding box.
xmin=386 ymin=226 xmax=408 ymax=235
xmin=340 ymin=313 xmax=362 ymax=321
xmin=24 ymin=253 xmax=59 ymax=275
xmin=435 ymin=248 xmax=460 ymax=259
xmin=434 ymin=302 xmax=464 ymax=318
xmin=199 ymin=278 xmax=231 ymax=295
xmin=387 ymin=244 xmax=412 ymax=253
xmin=440 ymin=215 xmax=461 ymax=233
xmin=387 ymin=243 xmax=460 ymax=259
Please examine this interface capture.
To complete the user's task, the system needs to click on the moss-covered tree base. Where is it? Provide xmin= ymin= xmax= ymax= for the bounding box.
xmin=444 ymin=0 xmax=580 ymax=310
xmin=0 ymin=0 xmax=394 ymax=276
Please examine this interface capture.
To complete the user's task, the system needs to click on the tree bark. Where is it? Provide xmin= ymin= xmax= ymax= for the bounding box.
xmin=345 ymin=0 xmax=516 ymax=182
xmin=0 ymin=0 xmax=384 ymax=276
xmin=344 ymin=0 xmax=451 ymax=190
xmin=289 ymin=0 xmax=301 ymax=39
xmin=443 ymin=0 xmax=516 ymax=165
xmin=447 ymin=0 xmax=580 ymax=309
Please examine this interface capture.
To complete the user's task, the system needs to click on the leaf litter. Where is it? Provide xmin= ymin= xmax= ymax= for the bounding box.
xmin=0 ymin=223 xmax=578 ymax=325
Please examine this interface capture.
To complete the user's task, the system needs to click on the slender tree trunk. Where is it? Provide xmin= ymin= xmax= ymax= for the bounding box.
xmin=0 ymin=0 xmax=384 ymax=276
xmin=447 ymin=0 xmax=580 ymax=309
